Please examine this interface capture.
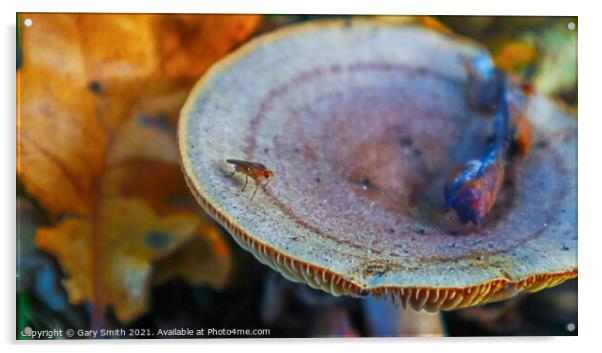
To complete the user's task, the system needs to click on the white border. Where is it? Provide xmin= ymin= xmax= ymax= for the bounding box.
xmin=7 ymin=0 xmax=583 ymax=15
xmin=3 ymin=1 xmax=599 ymax=353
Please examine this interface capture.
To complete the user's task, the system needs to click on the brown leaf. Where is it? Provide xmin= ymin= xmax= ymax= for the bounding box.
xmin=17 ymin=14 xmax=106 ymax=216
xmin=106 ymin=161 xmax=233 ymax=289
xmin=103 ymin=162 xmax=188 ymax=213
xmin=154 ymin=14 xmax=262 ymax=84
xmin=76 ymin=14 xmax=161 ymax=132
xmin=107 ymin=111 xmax=179 ymax=166
xmin=494 ymin=41 xmax=538 ymax=71
xmin=35 ymin=197 xmax=200 ymax=322
xmin=153 ymin=217 xmax=232 ymax=289
xmin=18 ymin=13 xmax=259 ymax=324
xmin=419 ymin=16 xmax=453 ymax=35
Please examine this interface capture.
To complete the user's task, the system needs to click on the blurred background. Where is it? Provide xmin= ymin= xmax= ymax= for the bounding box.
xmin=16 ymin=14 xmax=577 ymax=338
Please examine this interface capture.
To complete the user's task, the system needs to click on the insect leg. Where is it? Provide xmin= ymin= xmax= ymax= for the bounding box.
xmin=262 ymin=178 xmax=272 ymax=189
xmin=251 ymin=184 xmax=259 ymax=201
xmin=228 ymin=170 xmax=236 ymax=177
xmin=241 ymin=175 xmax=248 ymax=192
xmin=251 ymin=179 xmax=271 ymax=201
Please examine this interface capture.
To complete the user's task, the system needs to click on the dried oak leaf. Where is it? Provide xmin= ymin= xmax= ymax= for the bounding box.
xmin=153 ymin=219 xmax=232 ymax=289
xmin=105 ymin=161 xmax=233 ymax=289
xmin=155 ymin=14 xmax=263 ymax=84
xmin=35 ymin=197 xmax=200 ymax=322
xmin=17 ymin=14 xmax=106 ymax=216
xmin=18 ymin=13 xmax=258 ymax=323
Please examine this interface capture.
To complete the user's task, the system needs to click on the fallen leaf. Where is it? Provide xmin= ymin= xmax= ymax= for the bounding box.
xmin=101 ymin=85 xmax=235 ymax=287
xmin=17 ymin=197 xmax=70 ymax=314
xmin=153 ymin=219 xmax=232 ymax=289
xmin=155 ymin=14 xmax=262 ymax=84
xmin=17 ymin=14 xmax=106 ymax=216
xmin=494 ymin=41 xmax=538 ymax=71
xmin=106 ymin=161 xmax=233 ymax=290
xmin=18 ymin=13 xmax=258 ymax=324
xmin=103 ymin=162 xmax=187 ymax=213
xmin=108 ymin=111 xmax=179 ymax=166
xmin=419 ymin=16 xmax=453 ymax=35
xmin=77 ymin=14 xmax=161 ymax=132
xmin=35 ymin=197 xmax=200 ymax=322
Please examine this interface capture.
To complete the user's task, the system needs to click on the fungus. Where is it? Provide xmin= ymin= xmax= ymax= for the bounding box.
xmin=178 ymin=19 xmax=577 ymax=312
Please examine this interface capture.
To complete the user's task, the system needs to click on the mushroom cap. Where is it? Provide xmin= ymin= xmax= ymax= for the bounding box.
xmin=179 ymin=19 xmax=577 ymax=311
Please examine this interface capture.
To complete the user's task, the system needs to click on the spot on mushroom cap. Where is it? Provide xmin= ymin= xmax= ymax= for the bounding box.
xmin=178 ymin=19 xmax=577 ymax=311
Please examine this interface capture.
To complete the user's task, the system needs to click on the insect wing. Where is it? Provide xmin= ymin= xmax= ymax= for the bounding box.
xmin=226 ymin=159 xmax=262 ymax=169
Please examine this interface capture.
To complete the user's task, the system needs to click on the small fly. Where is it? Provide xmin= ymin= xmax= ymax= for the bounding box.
xmin=226 ymin=159 xmax=274 ymax=200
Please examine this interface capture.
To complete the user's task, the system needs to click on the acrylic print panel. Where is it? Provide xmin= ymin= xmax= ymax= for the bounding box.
xmin=16 ymin=13 xmax=577 ymax=339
